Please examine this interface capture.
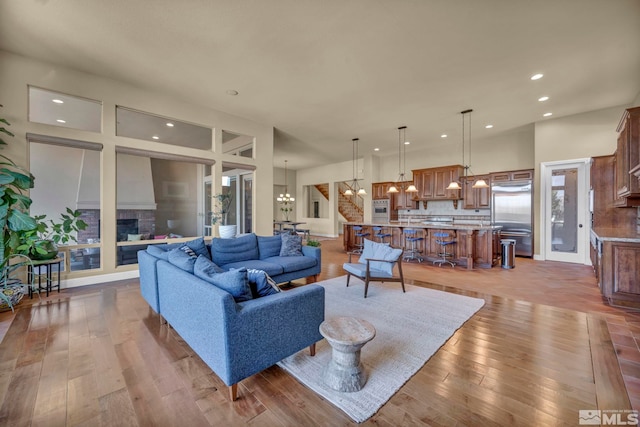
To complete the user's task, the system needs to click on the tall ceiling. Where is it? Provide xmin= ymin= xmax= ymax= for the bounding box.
xmin=1 ymin=0 xmax=639 ymax=170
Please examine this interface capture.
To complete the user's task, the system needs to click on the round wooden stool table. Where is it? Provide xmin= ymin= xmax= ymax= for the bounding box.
xmin=319 ymin=316 xmax=376 ymax=392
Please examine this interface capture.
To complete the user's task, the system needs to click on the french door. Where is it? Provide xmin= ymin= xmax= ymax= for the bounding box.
xmin=541 ymin=159 xmax=590 ymax=264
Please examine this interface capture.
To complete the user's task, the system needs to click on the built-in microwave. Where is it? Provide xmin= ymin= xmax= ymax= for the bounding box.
xmin=372 ymin=199 xmax=390 ymax=223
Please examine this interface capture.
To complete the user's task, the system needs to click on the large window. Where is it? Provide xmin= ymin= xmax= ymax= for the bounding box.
xmin=28 ymin=135 xmax=103 ymax=271
xmin=115 ymin=148 xmax=211 ymax=266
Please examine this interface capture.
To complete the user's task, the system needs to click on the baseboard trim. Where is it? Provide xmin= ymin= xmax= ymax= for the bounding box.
xmin=62 ymin=269 xmax=140 ymax=289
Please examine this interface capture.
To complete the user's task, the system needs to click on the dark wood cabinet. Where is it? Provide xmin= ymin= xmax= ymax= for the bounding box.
xmin=599 ymin=239 xmax=640 ymax=308
xmin=591 ymin=155 xmax=637 ymax=228
xmin=371 ymin=182 xmax=393 ymax=200
xmin=614 ymin=106 xmax=640 ymax=207
xmin=390 ymin=183 xmax=416 ymax=210
xmin=490 ymin=169 xmax=533 ymax=183
xmin=412 ymin=165 xmax=464 ymax=202
xmin=462 ymin=175 xmax=491 ymax=209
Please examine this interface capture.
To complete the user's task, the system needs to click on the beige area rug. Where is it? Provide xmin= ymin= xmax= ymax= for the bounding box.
xmin=277 ymin=276 xmax=485 ymax=423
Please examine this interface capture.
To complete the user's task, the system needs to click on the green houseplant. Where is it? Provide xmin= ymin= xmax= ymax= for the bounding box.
xmin=211 ymin=192 xmax=236 ymax=238
xmin=0 ymin=106 xmax=37 ymax=269
xmin=17 ymin=208 xmax=87 ymax=260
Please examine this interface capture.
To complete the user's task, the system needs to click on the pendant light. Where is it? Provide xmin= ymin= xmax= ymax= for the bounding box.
xmin=387 ymin=126 xmax=418 ymax=193
xmin=344 ymin=138 xmax=367 ymax=196
xmin=468 ymin=111 xmax=489 ymax=188
xmin=446 ymin=110 xmax=469 ymax=190
xmin=276 ymin=160 xmax=295 ymax=203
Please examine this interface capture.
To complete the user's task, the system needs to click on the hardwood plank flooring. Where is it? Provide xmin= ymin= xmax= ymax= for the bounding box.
xmin=0 ymin=236 xmax=637 ymax=426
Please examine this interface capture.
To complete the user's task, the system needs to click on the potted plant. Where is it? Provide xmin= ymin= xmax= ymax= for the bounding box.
xmin=17 ymin=208 xmax=88 ymax=260
xmin=211 ymin=192 xmax=236 ymax=238
xmin=306 ymin=238 xmax=321 ymax=247
xmin=0 ymin=106 xmax=38 ymax=269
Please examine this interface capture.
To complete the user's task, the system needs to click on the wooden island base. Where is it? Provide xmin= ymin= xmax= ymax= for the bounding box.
xmin=344 ymin=222 xmax=502 ymax=269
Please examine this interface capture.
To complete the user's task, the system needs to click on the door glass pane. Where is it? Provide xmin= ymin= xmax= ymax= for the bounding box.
xmin=551 ymin=168 xmax=578 ymax=253
xmin=204 ymin=181 xmax=212 ymax=236
xmin=243 ymin=176 xmax=253 ymax=234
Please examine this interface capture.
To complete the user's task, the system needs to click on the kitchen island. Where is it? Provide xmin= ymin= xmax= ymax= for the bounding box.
xmin=344 ymin=222 xmax=502 ymax=269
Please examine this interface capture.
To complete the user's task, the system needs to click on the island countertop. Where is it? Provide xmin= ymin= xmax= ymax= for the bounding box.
xmin=591 ymin=227 xmax=640 ymax=243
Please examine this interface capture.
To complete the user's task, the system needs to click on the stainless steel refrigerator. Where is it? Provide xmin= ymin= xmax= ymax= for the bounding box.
xmin=491 ymin=180 xmax=533 ymax=257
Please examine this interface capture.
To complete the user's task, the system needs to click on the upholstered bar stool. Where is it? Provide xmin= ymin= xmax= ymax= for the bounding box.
xmin=403 ymin=228 xmax=424 ymax=262
xmin=352 ymin=226 xmax=370 ymax=254
xmin=372 ymin=226 xmax=391 ymax=244
xmin=433 ymin=231 xmax=456 ymax=267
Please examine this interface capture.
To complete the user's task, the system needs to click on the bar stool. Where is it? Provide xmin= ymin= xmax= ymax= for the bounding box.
xmin=403 ymin=229 xmax=424 ymax=262
xmin=372 ymin=226 xmax=391 ymax=244
xmin=433 ymin=231 xmax=456 ymax=267
xmin=352 ymin=226 xmax=370 ymax=254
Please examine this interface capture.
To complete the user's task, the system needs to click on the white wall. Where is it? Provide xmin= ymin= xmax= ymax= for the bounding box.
xmin=1 ymin=50 xmax=274 ymax=283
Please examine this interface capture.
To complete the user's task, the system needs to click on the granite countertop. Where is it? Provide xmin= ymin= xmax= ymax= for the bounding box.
xmin=591 ymin=227 xmax=640 ymax=243
xmin=345 ymin=221 xmax=502 ymax=231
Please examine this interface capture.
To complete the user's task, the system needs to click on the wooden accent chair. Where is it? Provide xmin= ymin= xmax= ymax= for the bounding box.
xmin=343 ymin=238 xmax=405 ymax=298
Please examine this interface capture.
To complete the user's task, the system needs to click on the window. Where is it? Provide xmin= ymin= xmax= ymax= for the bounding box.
xmin=222 ymin=130 xmax=254 ymax=158
xmin=28 ymin=86 xmax=102 ymax=133
xmin=28 ymin=135 xmax=103 ymax=271
xmin=116 ymin=106 xmax=212 ymax=150
xmin=115 ymin=148 xmax=212 ymax=266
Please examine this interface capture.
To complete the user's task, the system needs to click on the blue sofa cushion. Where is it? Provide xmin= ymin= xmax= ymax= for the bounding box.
xmin=194 ymin=259 xmax=253 ymax=302
xmin=147 ymin=245 xmax=169 ymax=260
xmin=221 ymin=260 xmax=284 ymax=277
xmin=168 ymin=247 xmax=197 ymax=273
xmin=257 ymin=235 xmax=282 ymax=259
xmin=245 ymin=268 xmax=281 ymax=298
xmin=263 ymin=256 xmax=317 ymax=273
xmin=280 ymin=233 xmax=303 ymax=257
xmin=211 ymin=233 xmax=259 ymax=265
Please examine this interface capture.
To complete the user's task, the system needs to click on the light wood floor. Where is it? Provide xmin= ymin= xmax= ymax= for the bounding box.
xmin=0 ymin=237 xmax=637 ymax=426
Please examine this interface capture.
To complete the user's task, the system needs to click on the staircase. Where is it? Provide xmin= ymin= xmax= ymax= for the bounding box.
xmin=314 ymin=183 xmax=364 ymax=223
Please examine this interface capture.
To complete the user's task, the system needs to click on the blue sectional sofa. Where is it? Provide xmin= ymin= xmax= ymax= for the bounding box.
xmin=138 ymin=233 xmax=322 ymax=315
xmin=137 ymin=233 xmax=325 ymax=400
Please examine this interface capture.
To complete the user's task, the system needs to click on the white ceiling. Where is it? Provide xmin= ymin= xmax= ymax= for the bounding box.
xmin=1 ymin=0 xmax=639 ymax=170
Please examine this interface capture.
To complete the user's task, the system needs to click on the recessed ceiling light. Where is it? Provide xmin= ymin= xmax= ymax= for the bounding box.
xmin=152 ymin=135 xmax=159 ymax=140
xmin=404 ymin=141 xmax=410 ymax=145
xmin=538 ymin=96 xmax=549 ymax=102
xmin=226 ymin=90 xmax=239 ymax=96
xmin=52 ymin=99 xmax=64 ymax=104
xmin=440 ymin=134 xmax=447 ymax=138
xmin=530 ymin=73 xmax=544 ymax=80
xmin=485 ymin=124 xmax=493 ymax=129
xmin=543 ymin=112 xmax=553 ymax=117
xmin=56 ymin=119 xmax=66 ymax=123
xmin=374 ymin=148 xmax=380 ymax=151
xmin=166 ymin=122 xmax=174 ymax=127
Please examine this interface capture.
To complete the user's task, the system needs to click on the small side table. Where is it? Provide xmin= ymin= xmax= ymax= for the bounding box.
xmin=28 ymin=257 xmax=63 ymax=297
xmin=319 ymin=316 xmax=376 ymax=392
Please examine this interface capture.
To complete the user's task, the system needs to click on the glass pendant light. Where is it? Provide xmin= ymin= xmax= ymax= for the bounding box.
xmin=388 ymin=126 xmax=418 ymax=193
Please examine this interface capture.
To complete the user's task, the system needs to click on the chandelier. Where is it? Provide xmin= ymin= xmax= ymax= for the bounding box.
xmin=276 ymin=160 xmax=295 ymax=220
xmin=388 ymin=126 xmax=418 ymax=193
xmin=344 ymin=138 xmax=367 ymax=196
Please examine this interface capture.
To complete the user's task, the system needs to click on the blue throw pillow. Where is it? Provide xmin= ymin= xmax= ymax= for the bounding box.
xmin=193 ymin=254 xmax=225 ymax=274
xmin=147 ymin=245 xmax=169 ymax=260
xmin=280 ymin=233 xmax=303 ymax=257
xmin=246 ymin=268 xmax=281 ymax=298
xmin=168 ymin=247 xmax=197 ymax=273
xmin=194 ymin=258 xmax=252 ymax=302
xmin=183 ymin=237 xmax=210 ymax=260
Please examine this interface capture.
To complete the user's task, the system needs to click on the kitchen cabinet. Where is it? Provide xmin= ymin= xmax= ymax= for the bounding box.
xmin=390 ymin=183 xmax=416 ymax=210
xmin=591 ymin=155 xmax=637 ymax=228
xmin=490 ymin=169 xmax=533 ymax=183
xmin=599 ymin=238 xmax=640 ymax=308
xmin=371 ymin=182 xmax=393 ymax=200
xmin=412 ymin=165 xmax=464 ymax=202
xmin=462 ymin=175 xmax=491 ymax=209
xmin=614 ymin=106 xmax=640 ymax=207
